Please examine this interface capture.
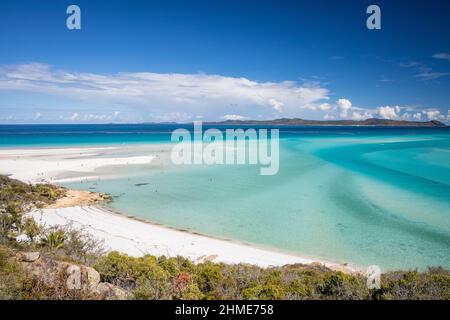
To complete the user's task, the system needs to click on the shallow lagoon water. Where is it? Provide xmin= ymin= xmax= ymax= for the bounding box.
xmin=2 ymin=125 xmax=449 ymax=270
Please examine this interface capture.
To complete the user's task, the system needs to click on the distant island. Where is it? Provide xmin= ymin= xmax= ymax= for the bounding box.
xmin=205 ymin=118 xmax=447 ymax=127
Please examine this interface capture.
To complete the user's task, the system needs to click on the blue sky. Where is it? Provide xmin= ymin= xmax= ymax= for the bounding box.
xmin=0 ymin=0 xmax=449 ymax=123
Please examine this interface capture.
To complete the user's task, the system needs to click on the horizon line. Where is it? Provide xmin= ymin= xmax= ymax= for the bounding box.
xmin=0 ymin=117 xmax=447 ymax=127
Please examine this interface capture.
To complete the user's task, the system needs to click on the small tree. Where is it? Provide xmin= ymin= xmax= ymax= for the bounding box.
xmin=23 ymin=217 xmax=43 ymax=243
xmin=64 ymin=227 xmax=104 ymax=263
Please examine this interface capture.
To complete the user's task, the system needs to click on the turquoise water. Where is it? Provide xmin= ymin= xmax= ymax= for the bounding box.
xmin=1 ymin=125 xmax=449 ymax=270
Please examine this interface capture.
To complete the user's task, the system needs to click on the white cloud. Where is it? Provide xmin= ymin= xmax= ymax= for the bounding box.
xmin=337 ymin=98 xmax=352 ymax=118
xmin=351 ymin=110 xmax=373 ymax=121
xmin=416 ymin=72 xmax=450 ymax=80
xmin=69 ymin=112 xmax=79 ymax=121
xmin=222 ymin=114 xmax=246 ymax=121
xmin=2 ymin=63 xmax=446 ymax=124
xmin=333 ymin=99 xmax=372 ymax=120
xmin=350 ymin=112 xmax=364 ymax=120
xmin=86 ymin=114 xmax=109 ymax=121
xmin=378 ymin=106 xmax=400 ymax=120
xmin=399 ymin=61 xmax=422 ymax=68
xmin=424 ymin=110 xmax=442 ymax=120
xmin=400 ymin=59 xmax=450 ymax=80
xmin=337 ymin=98 xmax=352 ymax=110
xmin=152 ymin=112 xmax=193 ymax=122
xmin=378 ymin=76 xmax=394 ymax=83
xmin=318 ymin=103 xmax=332 ymax=111
xmin=401 ymin=113 xmax=410 ymax=120
xmin=0 ymin=63 xmax=331 ymax=121
xmin=62 ymin=111 xmax=124 ymax=123
xmin=432 ymin=53 xmax=450 ymax=61
xmin=268 ymin=98 xmax=284 ymax=112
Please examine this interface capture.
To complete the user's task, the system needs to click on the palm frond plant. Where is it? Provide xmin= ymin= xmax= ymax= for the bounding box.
xmin=40 ymin=229 xmax=65 ymax=250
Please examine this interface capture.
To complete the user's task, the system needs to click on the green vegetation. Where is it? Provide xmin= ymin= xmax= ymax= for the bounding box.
xmin=0 ymin=175 xmax=65 ymax=207
xmin=89 ymin=252 xmax=449 ymax=300
xmin=40 ymin=229 xmax=66 ymax=250
xmin=0 ymin=175 xmax=65 ymax=243
xmin=0 ymin=174 xmax=449 ymax=300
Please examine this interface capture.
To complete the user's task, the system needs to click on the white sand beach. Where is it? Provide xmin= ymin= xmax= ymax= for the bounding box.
xmin=0 ymin=147 xmax=156 ymax=183
xmin=1 ymin=146 xmax=356 ymax=271
xmin=28 ymin=205 xmax=353 ymax=269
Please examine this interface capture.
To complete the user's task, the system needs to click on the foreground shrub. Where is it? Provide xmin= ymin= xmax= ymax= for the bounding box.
xmin=63 ymin=227 xmax=105 ymax=263
xmin=94 ymin=252 xmax=172 ymax=299
xmin=40 ymin=228 xmax=66 ymax=250
xmin=376 ymin=268 xmax=450 ymax=300
xmin=194 ymin=262 xmax=224 ymax=299
xmin=242 ymin=284 xmax=285 ymax=300
xmin=0 ymin=245 xmax=27 ymax=299
xmin=23 ymin=217 xmax=43 ymax=243
xmin=319 ymin=271 xmax=369 ymax=300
